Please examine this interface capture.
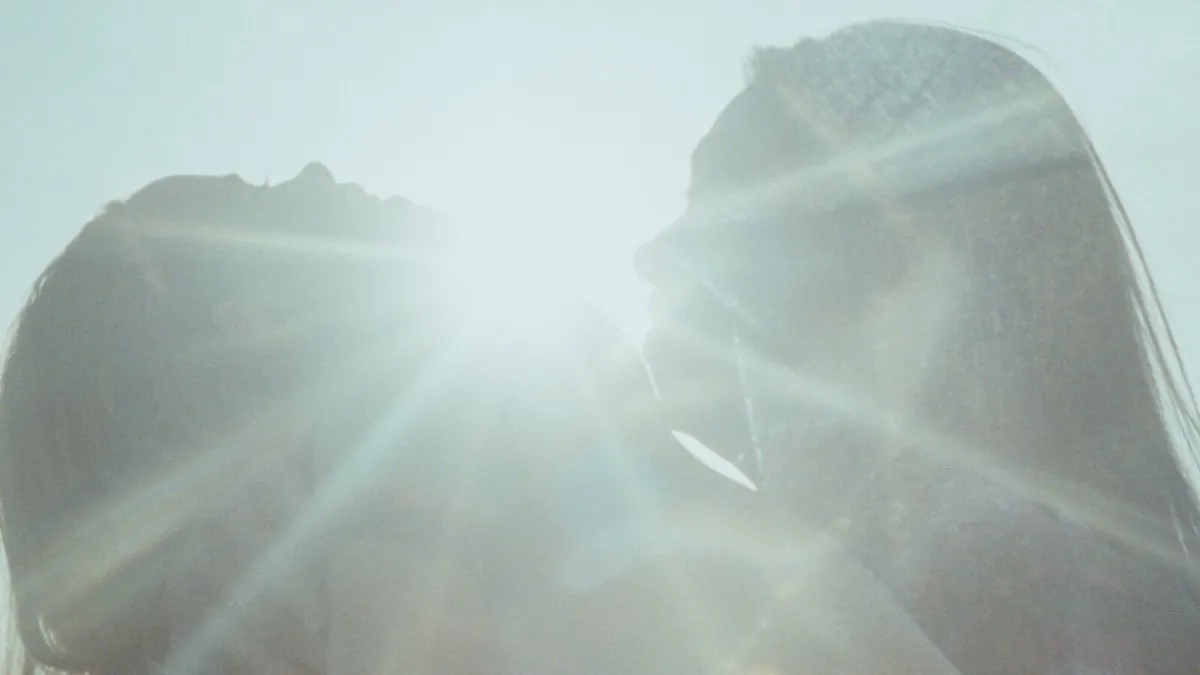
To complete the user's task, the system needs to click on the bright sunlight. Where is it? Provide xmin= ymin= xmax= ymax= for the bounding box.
xmin=436 ymin=211 xmax=651 ymax=350
xmin=435 ymin=215 xmax=750 ymax=487
xmin=439 ymin=236 xmax=577 ymax=349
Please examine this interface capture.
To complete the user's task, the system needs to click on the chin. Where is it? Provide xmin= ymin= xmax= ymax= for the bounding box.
xmin=643 ymin=322 xmax=751 ymax=468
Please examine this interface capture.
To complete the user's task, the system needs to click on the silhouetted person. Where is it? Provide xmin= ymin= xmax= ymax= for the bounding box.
xmin=0 ymin=163 xmax=725 ymax=675
xmin=633 ymin=20 xmax=1200 ymax=674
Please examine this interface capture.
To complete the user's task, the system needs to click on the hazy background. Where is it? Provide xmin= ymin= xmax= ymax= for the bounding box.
xmin=3 ymin=1 xmax=1199 ymax=358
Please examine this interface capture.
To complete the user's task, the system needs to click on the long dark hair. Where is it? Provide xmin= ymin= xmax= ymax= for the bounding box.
xmin=673 ymin=18 xmax=1200 ymax=564
xmin=637 ymin=20 xmax=1200 ymax=670
xmin=0 ymin=167 xmax=457 ymax=675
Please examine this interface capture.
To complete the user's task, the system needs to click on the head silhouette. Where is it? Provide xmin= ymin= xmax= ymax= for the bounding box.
xmin=633 ymin=20 xmax=1200 ymax=674
xmin=0 ymin=163 xmax=683 ymax=675
xmin=637 ymin=18 xmax=1200 ymax=579
xmin=0 ymin=163 xmax=461 ymax=674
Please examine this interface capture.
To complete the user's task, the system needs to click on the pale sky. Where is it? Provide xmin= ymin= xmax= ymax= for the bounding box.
xmin=3 ymin=1 xmax=1199 ymax=362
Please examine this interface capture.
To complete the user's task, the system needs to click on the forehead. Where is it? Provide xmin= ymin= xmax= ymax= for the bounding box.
xmin=685 ymin=26 xmax=1082 ymax=207
xmin=680 ymin=85 xmax=894 ymax=246
xmin=686 ymin=83 xmax=924 ymax=233
xmin=686 ymin=76 xmax=1090 ymax=225
xmin=688 ymin=84 xmax=821 ymax=204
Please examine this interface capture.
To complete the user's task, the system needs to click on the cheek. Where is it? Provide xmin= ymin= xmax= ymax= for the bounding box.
xmin=732 ymin=249 xmax=885 ymax=364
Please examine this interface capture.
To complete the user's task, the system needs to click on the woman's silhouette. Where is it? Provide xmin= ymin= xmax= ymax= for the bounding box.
xmin=635 ymin=19 xmax=1200 ymax=674
xmin=0 ymin=163 xmax=720 ymax=675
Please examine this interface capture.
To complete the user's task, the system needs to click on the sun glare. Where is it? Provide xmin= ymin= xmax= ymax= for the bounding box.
xmin=440 ymin=239 xmax=573 ymax=348
xmin=437 ymin=217 xmax=649 ymax=351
